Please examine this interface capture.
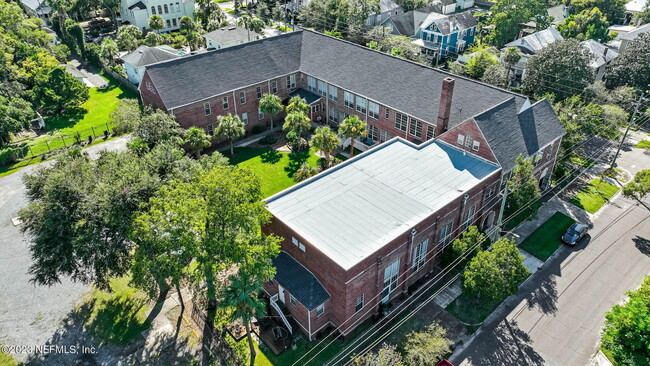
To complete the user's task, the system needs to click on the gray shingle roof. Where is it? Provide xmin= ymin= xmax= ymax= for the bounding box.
xmin=288 ymin=88 xmax=322 ymax=105
xmin=504 ymin=27 xmax=563 ymax=54
xmin=266 ymin=139 xmax=499 ymax=270
xmin=382 ymin=5 xmax=443 ymax=36
xmin=472 ymin=98 xmax=565 ymax=172
xmin=202 ymin=26 xmax=259 ymax=45
xmin=127 ymin=1 xmax=146 ymax=10
xmin=620 ymin=23 xmax=650 ymax=41
xmin=421 ymin=11 xmax=477 ymax=35
xmin=581 ymin=39 xmax=619 ymax=69
xmin=273 ymin=252 xmax=330 ymax=310
xmin=122 ymin=45 xmax=182 ymax=68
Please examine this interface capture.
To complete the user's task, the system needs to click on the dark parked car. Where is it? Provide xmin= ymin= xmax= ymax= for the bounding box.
xmin=562 ymin=223 xmax=588 ymax=245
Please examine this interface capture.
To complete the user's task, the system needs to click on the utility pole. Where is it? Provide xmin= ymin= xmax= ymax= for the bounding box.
xmin=495 ymin=180 xmax=509 ymax=240
xmin=610 ymin=95 xmax=643 ymax=169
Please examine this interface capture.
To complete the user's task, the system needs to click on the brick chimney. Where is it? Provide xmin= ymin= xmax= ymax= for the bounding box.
xmin=436 ymin=77 xmax=455 ymax=137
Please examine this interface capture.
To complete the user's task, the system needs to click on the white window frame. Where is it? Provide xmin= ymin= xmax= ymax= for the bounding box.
xmin=307 ymin=76 xmax=316 ymax=92
xmin=395 ymin=112 xmax=408 ymax=131
xmin=241 ymin=112 xmax=248 ymax=125
xmin=426 ymin=124 xmax=435 ymax=140
xmin=461 ymin=204 xmax=477 ymax=232
xmin=316 ymin=303 xmax=325 ymax=317
xmin=380 ymin=130 xmax=391 ymax=143
xmin=412 ymin=239 xmax=428 ymax=272
xmin=457 ymin=134 xmax=465 ymax=145
xmin=409 ymin=118 xmax=422 ymax=138
xmin=239 ymin=91 xmax=246 ymax=105
xmin=356 ymin=97 xmax=367 ymax=114
xmin=204 ymin=102 xmax=211 ymax=116
xmin=368 ymin=101 xmax=379 ymax=119
xmin=206 ymin=123 xmax=214 ymax=136
xmin=287 ymin=74 xmax=296 ymax=90
xmin=299 ymin=243 xmax=306 ymax=252
xmin=328 ymin=84 xmax=338 ymax=101
xmin=258 ymin=108 xmax=264 ymax=120
xmin=439 ymin=222 xmax=454 ymax=247
xmin=271 ymin=81 xmax=278 ymax=94
xmin=368 ymin=124 xmax=379 ymax=140
xmin=473 ymin=140 xmax=480 ymax=151
xmin=344 ymin=92 xmax=354 ymax=108
xmin=222 ymin=96 xmax=229 ymax=110
xmin=317 ymin=80 xmax=327 ymax=97
xmin=291 ymin=237 xmax=299 ymax=246
xmin=465 ymin=135 xmax=473 ymax=148
xmin=382 ymin=259 xmax=400 ymax=303
xmin=256 ymin=86 xmax=262 ymax=99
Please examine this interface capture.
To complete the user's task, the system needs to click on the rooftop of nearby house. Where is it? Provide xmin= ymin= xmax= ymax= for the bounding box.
xmin=379 ymin=0 xmax=400 ymax=13
xmin=619 ymin=23 xmax=650 ymax=41
xmin=22 ymin=0 xmax=51 ymax=13
xmin=503 ymin=27 xmax=564 ymax=54
xmin=144 ymin=29 xmax=525 ymax=127
xmin=202 ymin=26 xmax=259 ymax=45
xmin=127 ymin=1 xmax=146 ymax=10
xmin=122 ymin=45 xmax=182 ymax=68
xmin=547 ymin=4 xmax=568 ymax=24
xmin=626 ymin=0 xmax=646 ymax=13
xmin=420 ymin=11 xmax=478 ymax=35
xmin=381 ymin=5 xmax=446 ymax=35
xmin=272 ymin=252 xmax=330 ymax=310
xmin=265 ymin=139 xmax=500 ymax=270
xmin=581 ymin=39 xmax=619 ymax=69
xmin=472 ymin=98 xmax=565 ymax=172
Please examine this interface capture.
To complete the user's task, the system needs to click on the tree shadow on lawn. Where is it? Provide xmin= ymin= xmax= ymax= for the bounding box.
xmin=633 ymin=236 xmax=650 ymax=257
xmin=260 ymin=149 xmax=281 ymax=164
xmin=42 ymin=107 xmax=88 ymax=132
xmin=284 ymin=150 xmax=311 ymax=177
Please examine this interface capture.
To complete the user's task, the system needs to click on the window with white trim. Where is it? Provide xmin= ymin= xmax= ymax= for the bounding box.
xmin=356 ymin=97 xmax=367 ymax=114
xmin=368 ymin=101 xmax=379 ymax=119
xmin=344 ymin=92 xmax=354 ymax=108
xmin=258 ymin=109 xmax=264 ymax=120
xmin=316 ymin=304 xmax=325 ymax=317
xmin=241 ymin=112 xmax=248 ymax=125
xmin=395 ymin=112 xmax=408 ymax=131
xmin=307 ymin=76 xmax=316 ymax=92
xmin=412 ymin=239 xmax=428 ymax=272
xmin=355 ymin=294 xmax=364 ymax=313
xmin=486 ymin=186 xmax=496 ymax=199
xmin=287 ymin=74 xmax=296 ymax=90
xmin=380 ymin=130 xmax=391 ymax=143
xmin=368 ymin=124 xmax=379 ymax=141
xmin=239 ymin=91 xmax=246 ymax=104
xmin=170 ymin=2 xmax=175 ymax=13
xmin=175 ymin=2 xmax=179 ymax=11
xmin=317 ymin=80 xmax=327 ymax=96
xmin=165 ymin=19 xmax=171 ymax=27
xmin=409 ymin=118 xmax=422 ymax=138
xmin=271 ymin=81 xmax=278 ymax=94
xmin=473 ymin=140 xmax=480 ymax=151
xmin=204 ymin=102 xmax=211 ymax=116
xmin=222 ymin=96 xmax=229 ymax=110
xmin=291 ymin=237 xmax=298 ymax=246
xmin=457 ymin=134 xmax=465 ymax=145
xmin=290 ymin=294 xmax=296 ymax=306
xmin=461 ymin=205 xmax=477 ymax=231
xmin=163 ymin=5 xmax=168 ymax=14
xmin=382 ymin=259 xmax=400 ymax=302
xmin=465 ymin=135 xmax=473 ymax=148
xmin=256 ymin=86 xmax=262 ymax=99
xmin=385 ymin=108 xmax=390 ymax=119
xmin=172 ymin=18 xmax=177 ymax=26
xmin=311 ymin=104 xmax=320 ymax=113
xmin=328 ymin=84 xmax=338 ymax=101
xmin=206 ymin=123 xmax=214 ymax=136
xmin=439 ymin=221 xmax=454 ymax=247
xmin=299 ymin=243 xmax=305 ymax=252
xmin=329 ymin=107 xmax=339 ymax=124
xmin=426 ymin=124 xmax=435 ymax=140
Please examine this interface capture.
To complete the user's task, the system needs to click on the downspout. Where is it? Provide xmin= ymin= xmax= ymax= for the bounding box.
xmin=308 ymin=308 xmax=312 ymax=340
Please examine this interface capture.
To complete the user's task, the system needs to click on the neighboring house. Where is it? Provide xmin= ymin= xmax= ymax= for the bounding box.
xmin=119 ymin=0 xmax=195 ymax=32
xmin=202 ymin=26 xmax=262 ymax=49
xmin=63 ymin=64 xmax=90 ymax=86
xmin=547 ymin=4 xmax=569 ymax=25
xmin=619 ymin=23 xmax=650 ymax=52
xmin=139 ymin=30 xmax=565 ymax=339
xmin=580 ymin=39 xmax=619 ymax=81
xmin=383 ymin=8 xmax=478 ymax=60
xmin=21 ymin=0 xmax=52 ymax=25
xmin=435 ymin=0 xmax=457 ymax=15
xmin=625 ymin=0 xmax=646 ymax=24
xmin=501 ymin=27 xmax=563 ymax=79
xmin=366 ymin=0 xmax=403 ymax=28
xmin=121 ymin=45 xmax=182 ymax=84
xmin=457 ymin=0 xmax=474 ymax=10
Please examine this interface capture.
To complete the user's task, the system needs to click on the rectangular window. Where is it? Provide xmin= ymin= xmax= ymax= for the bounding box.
xmin=317 ymin=80 xmax=327 ymax=97
xmin=311 ymin=104 xmax=320 ymax=113
xmin=382 ymin=259 xmax=400 ymax=303
xmin=172 ymin=18 xmax=177 ymax=26
xmin=206 ymin=123 xmax=214 ymax=136
xmin=307 ymin=76 xmax=316 ymax=92
xmin=356 ymin=97 xmax=367 ymax=114
xmin=344 ymin=92 xmax=354 ymax=108
xmin=380 ymin=130 xmax=391 ymax=143
xmin=256 ymin=86 xmax=262 ymax=99
xmin=473 ymin=140 xmax=480 ymax=151
xmin=457 ymin=134 xmax=465 ymax=145
xmin=465 ymin=135 xmax=473 ymax=148
xmin=329 ymin=107 xmax=339 ymax=124
xmin=385 ymin=108 xmax=390 ymax=119
xmin=461 ymin=205 xmax=477 ymax=231
xmin=222 ymin=96 xmax=229 ymax=110
xmin=291 ymin=237 xmax=298 ymax=246
xmin=355 ymin=294 xmax=364 ymax=313
xmin=239 ymin=91 xmax=246 ymax=104
xmin=328 ymin=84 xmax=338 ymax=101
xmin=271 ymin=81 xmax=278 ymax=94
xmin=395 ymin=112 xmax=408 ymax=131
xmin=368 ymin=101 xmax=379 ymax=119
xmin=299 ymin=243 xmax=306 ymax=252
xmin=204 ymin=102 xmax=211 ymax=116
xmin=412 ymin=239 xmax=428 ymax=272
xmin=241 ymin=112 xmax=248 ymax=125
xmin=409 ymin=118 xmax=422 ymax=138
xmin=290 ymin=295 xmax=296 ymax=306
xmin=287 ymin=74 xmax=296 ymax=89
xmin=439 ymin=222 xmax=453 ymax=247
xmin=426 ymin=124 xmax=435 ymax=140
xmin=165 ymin=19 xmax=171 ymax=27
xmin=486 ymin=186 xmax=496 ymax=199
xmin=368 ymin=124 xmax=379 ymax=141
xmin=316 ymin=304 xmax=325 ymax=317
xmin=258 ymin=108 xmax=264 ymax=120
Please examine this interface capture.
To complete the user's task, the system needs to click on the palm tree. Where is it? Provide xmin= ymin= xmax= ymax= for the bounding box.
xmin=184 ymin=126 xmax=211 ymax=157
xmin=148 ymin=14 xmax=164 ymax=33
xmin=259 ymin=93 xmax=283 ymax=130
xmin=283 ymin=112 xmax=311 ymax=136
xmin=338 ymin=115 xmax=367 ymax=157
xmin=237 ymin=13 xmax=265 ymax=41
xmin=222 ymin=272 xmax=266 ymax=366
xmin=503 ymin=47 xmax=521 ymax=87
xmin=286 ymin=96 xmax=309 ymax=115
xmin=216 ymin=113 xmax=245 ymax=156
xmin=310 ymin=126 xmax=340 ymax=168
xmin=99 ymin=38 xmax=119 ymax=65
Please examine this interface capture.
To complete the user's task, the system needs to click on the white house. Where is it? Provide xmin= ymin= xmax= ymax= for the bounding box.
xmin=21 ymin=0 xmax=52 ymax=25
xmin=456 ymin=0 xmax=474 ymax=10
xmin=202 ymin=26 xmax=261 ymax=49
xmin=581 ymin=39 xmax=619 ymax=81
xmin=501 ymin=27 xmax=564 ymax=79
xmin=119 ymin=0 xmax=195 ymax=32
xmin=121 ymin=45 xmax=182 ymax=84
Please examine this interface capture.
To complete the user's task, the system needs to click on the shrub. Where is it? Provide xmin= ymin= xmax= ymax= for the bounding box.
xmin=0 ymin=145 xmax=28 ymax=166
xmin=258 ymin=134 xmax=277 ymax=145
xmin=251 ymin=125 xmax=265 ymax=134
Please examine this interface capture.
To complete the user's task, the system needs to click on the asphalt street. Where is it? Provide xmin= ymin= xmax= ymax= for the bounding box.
xmin=451 ymin=193 xmax=650 ymax=366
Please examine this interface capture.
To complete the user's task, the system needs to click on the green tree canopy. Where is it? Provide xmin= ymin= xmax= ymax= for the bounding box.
xmin=310 ymin=126 xmax=340 ymax=168
xmin=338 ymin=115 xmax=367 ymax=157
xmin=116 ymin=24 xmax=141 ymax=51
xmin=488 ymin=0 xmax=546 ymax=48
xmin=506 ymin=154 xmax=541 ymax=219
xmin=465 ymin=48 xmax=500 ymax=79
xmin=216 ymin=113 xmax=245 ymax=155
xmin=148 ymin=14 xmax=164 ymax=33
xmin=184 ymin=126 xmax=212 ymax=157
xmin=606 ymin=33 xmax=650 ymax=91
xmin=623 ymin=169 xmax=650 ymax=201
xmin=404 ymin=322 xmax=453 ymax=366
xmin=557 ymin=7 xmax=612 ymax=42
xmin=571 ymin=0 xmax=627 ymax=23
xmin=481 ymin=64 xmax=508 ymax=88
xmin=451 ymin=226 xmax=487 ymax=261
xmin=99 ymin=38 xmax=119 ymax=65
xmin=31 ymin=67 xmax=89 ymax=114
xmin=133 ymin=109 xmax=183 ymax=148
xmin=352 ymin=343 xmax=405 ymax=366
xmin=259 ymin=93 xmax=283 ymax=129
xmin=283 ymin=111 xmax=311 ymax=135
xmin=522 ymin=39 xmax=594 ymax=100
xmin=286 ymin=96 xmax=309 ymax=115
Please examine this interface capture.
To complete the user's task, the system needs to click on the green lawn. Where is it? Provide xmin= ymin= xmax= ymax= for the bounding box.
xmin=570 ymin=179 xmax=620 ymax=214
xmin=519 ymin=212 xmax=575 ymax=261
xmin=0 ymin=345 xmax=19 ymax=366
xmin=80 ymin=276 xmax=151 ymax=345
xmin=229 ymin=147 xmax=320 ymax=197
xmin=446 ymin=292 xmax=504 ymax=326
xmin=567 ymin=153 xmax=596 ymax=168
xmin=636 ymin=140 xmax=650 ymax=150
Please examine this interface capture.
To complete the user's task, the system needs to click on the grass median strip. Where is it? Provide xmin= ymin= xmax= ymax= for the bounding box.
xmin=519 ymin=212 xmax=575 ymax=261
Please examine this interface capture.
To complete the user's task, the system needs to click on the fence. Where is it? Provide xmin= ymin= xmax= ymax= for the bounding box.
xmin=101 ymin=64 xmax=139 ymax=94
xmin=190 ymin=302 xmax=245 ymax=366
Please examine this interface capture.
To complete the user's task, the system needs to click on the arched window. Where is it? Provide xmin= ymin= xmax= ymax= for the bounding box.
xmin=151 ymin=6 xmax=156 ymax=14
xmin=163 ymin=4 xmax=168 ymax=13
xmin=175 ymin=2 xmax=180 ymax=12
xmin=170 ymin=3 xmax=175 ymax=13
xmin=157 ymin=5 xmax=162 ymax=14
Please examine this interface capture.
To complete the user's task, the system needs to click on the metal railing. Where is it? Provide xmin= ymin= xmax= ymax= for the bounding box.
xmin=270 ymin=294 xmax=293 ymax=334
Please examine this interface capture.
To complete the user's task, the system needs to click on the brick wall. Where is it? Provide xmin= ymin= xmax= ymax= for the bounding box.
xmin=437 ymin=118 xmax=499 ymax=163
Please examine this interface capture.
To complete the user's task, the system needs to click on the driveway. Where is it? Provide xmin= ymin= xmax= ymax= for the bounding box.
xmin=0 ymin=136 xmax=130 ymax=364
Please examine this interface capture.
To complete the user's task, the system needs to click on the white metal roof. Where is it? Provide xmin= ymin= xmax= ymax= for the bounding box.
xmin=265 ymin=138 xmax=500 ymax=270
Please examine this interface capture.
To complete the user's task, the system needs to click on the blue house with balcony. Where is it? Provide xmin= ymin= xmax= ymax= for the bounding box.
xmin=382 ymin=8 xmax=477 ymax=61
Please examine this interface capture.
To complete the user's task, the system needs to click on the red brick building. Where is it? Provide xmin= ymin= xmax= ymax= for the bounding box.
xmin=138 ymin=29 xmax=566 ymax=340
